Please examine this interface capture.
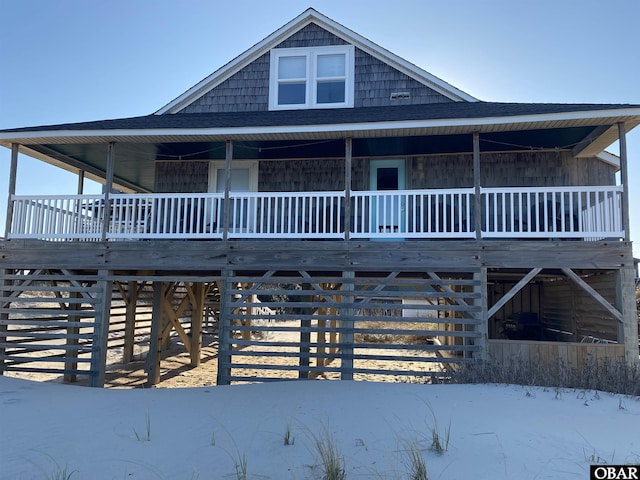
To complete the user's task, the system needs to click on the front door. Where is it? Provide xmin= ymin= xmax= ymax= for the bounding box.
xmin=369 ymin=159 xmax=405 ymax=235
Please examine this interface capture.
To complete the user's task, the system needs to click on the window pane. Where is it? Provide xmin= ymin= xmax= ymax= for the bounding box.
xmin=317 ymin=54 xmax=345 ymax=78
xmin=317 ymin=80 xmax=345 ymax=104
xmin=278 ymin=82 xmax=306 ymax=105
xmin=216 ymin=168 xmax=251 ymax=192
xmin=278 ymin=56 xmax=306 ymax=79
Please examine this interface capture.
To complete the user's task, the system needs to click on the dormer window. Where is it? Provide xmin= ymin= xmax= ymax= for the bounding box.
xmin=269 ymin=45 xmax=354 ymax=110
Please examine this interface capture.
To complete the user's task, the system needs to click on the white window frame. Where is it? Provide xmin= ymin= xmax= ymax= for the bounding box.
xmin=268 ymin=45 xmax=355 ymax=110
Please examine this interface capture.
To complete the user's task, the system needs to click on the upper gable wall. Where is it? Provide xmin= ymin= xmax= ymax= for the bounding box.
xmin=177 ymin=23 xmax=453 ymax=114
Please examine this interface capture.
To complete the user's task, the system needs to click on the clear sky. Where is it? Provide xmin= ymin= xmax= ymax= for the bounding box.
xmin=1 ymin=0 xmax=639 ymax=256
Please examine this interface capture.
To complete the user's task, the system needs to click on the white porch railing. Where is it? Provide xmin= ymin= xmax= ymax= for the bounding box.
xmin=351 ymin=188 xmax=475 ymax=238
xmin=111 ymin=193 xmax=223 ymax=239
xmin=9 ymin=194 xmax=105 ymax=240
xmin=226 ymin=191 xmax=344 ymax=239
xmin=481 ymin=186 xmax=623 ymax=239
xmin=7 ymin=186 xmax=624 ymax=241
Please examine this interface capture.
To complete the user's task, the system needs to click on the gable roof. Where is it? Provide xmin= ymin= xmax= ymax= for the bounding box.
xmin=155 ymin=8 xmax=477 ymax=114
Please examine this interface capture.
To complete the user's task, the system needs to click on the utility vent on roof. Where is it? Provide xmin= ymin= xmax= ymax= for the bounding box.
xmin=390 ymin=91 xmax=410 ymax=100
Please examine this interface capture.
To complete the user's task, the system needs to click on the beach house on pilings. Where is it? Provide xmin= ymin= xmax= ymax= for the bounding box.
xmin=0 ymin=9 xmax=638 ymax=387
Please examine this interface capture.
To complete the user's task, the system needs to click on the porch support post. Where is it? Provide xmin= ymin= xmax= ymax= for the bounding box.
xmin=617 ymin=122 xmax=631 ymax=242
xmin=340 ymin=270 xmax=355 ymax=380
xmin=101 ymin=142 xmax=116 ymax=242
xmin=473 ymin=132 xmax=482 ymax=240
xmin=77 ymin=170 xmax=85 ymax=195
xmin=123 ymin=280 xmax=137 ymax=363
xmin=0 ymin=269 xmax=12 ymax=375
xmin=146 ymin=281 xmax=163 ymax=387
xmin=63 ymin=290 xmax=81 ymax=383
xmin=217 ymin=269 xmax=233 ymax=385
xmin=190 ymin=282 xmax=205 ymax=367
xmin=90 ymin=270 xmax=112 ymax=387
xmin=222 ymin=140 xmax=233 ymax=241
xmin=617 ymin=267 xmax=639 ymax=364
xmin=473 ymin=267 xmax=488 ymax=361
xmin=4 ymin=143 xmax=19 ymax=238
xmin=344 ymin=138 xmax=352 ymax=240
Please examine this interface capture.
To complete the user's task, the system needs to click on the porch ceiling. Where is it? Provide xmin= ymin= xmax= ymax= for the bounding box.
xmin=14 ymin=127 xmax=598 ymax=193
xmin=2 ymin=102 xmax=639 ymax=192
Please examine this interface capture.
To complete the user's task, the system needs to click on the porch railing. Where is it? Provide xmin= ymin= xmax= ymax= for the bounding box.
xmin=226 ymin=191 xmax=344 ymax=239
xmin=351 ymin=188 xmax=475 ymax=238
xmin=482 ymin=186 xmax=623 ymax=239
xmin=7 ymin=186 xmax=624 ymax=241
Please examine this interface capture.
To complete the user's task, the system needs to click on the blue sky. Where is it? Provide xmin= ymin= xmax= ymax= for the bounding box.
xmin=1 ymin=0 xmax=639 ymax=255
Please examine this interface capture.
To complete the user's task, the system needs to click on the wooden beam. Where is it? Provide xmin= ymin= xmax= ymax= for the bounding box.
xmin=561 ymin=268 xmax=622 ymax=322
xmin=63 ymin=290 xmax=81 ymax=383
xmin=617 ymin=267 xmax=639 ymax=364
xmin=299 ymin=283 xmax=312 ymax=379
xmin=426 ymin=271 xmax=472 ymax=311
xmin=90 ymin=270 xmax=112 ymax=387
xmin=487 ymin=268 xmax=542 ymax=319
xmin=0 ymin=269 xmax=12 ymax=375
xmin=161 ymin=294 xmax=192 ymax=353
xmin=344 ymin=137 xmax=352 ymax=241
xmin=340 ymin=270 xmax=355 ymax=380
xmin=4 ymin=143 xmax=19 ymax=238
xmin=473 ymin=132 xmax=482 ymax=240
xmin=190 ymin=282 xmax=205 ymax=367
xmin=123 ymin=281 xmax=137 ymax=363
xmin=473 ymin=268 xmax=488 ymax=360
xmin=222 ymin=140 xmax=233 ymax=241
xmin=216 ymin=270 xmax=233 ymax=385
xmin=146 ymin=281 xmax=163 ymax=387
xmin=299 ymin=271 xmax=340 ymax=306
xmin=618 ymin=123 xmax=631 ymax=242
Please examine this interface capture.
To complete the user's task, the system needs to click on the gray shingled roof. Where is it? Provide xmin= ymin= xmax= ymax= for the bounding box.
xmin=3 ymin=102 xmax=639 ymax=133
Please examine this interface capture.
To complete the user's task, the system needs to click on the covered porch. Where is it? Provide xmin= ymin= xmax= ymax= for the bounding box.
xmin=1 ymin=103 xmax=638 ymax=247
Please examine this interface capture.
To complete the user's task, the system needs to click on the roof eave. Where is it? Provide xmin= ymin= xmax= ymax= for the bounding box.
xmin=2 ymin=108 xmax=639 ymax=146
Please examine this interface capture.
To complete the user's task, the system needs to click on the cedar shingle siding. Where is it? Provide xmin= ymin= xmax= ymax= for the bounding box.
xmin=275 ymin=23 xmax=348 ymax=48
xmin=153 ymin=152 xmax=615 ymax=193
xmin=178 ymin=23 xmax=451 ymax=114
xmin=354 ymin=50 xmax=452 ymax=107
xmin=179 ymin=53 xmax=270 ymax=113
xmin=154 ymin=161 xmax=209 ymax=193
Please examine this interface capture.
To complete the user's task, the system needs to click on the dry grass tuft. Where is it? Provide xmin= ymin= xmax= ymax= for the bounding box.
xmin=445 ymin=356 xmax=640 ymax=396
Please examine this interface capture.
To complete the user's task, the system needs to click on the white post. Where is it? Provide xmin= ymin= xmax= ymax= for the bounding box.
xmin=618 ymin=123 xmax=631 ymax=242
xmin=101 ymin=143 xmax=115 ymax=241
xmin=4 ymin=143 xmax=19 ymax=238
xmin=344 ymin=138 xmax=352 ymax=240
xmin=77 ymin=170 xmax=85 ymax=194
xmin=473 ymin=132 xmax=482 ymax=240
xmin=223 ymin=140 xmax=233 ymax=241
